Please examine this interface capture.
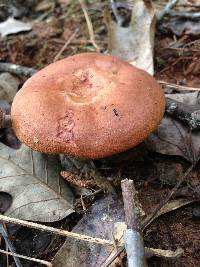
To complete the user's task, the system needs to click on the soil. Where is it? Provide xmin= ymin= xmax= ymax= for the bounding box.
xmin=0 ymin=1 xmax=199 ymax=267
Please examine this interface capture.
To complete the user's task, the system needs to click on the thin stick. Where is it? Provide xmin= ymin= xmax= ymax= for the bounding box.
xmin=0 ymin=63 xmax=37 ymax=77
xmin=121 ymin=179 xmax=146 ymax=267
xmin=158 ymin=80 xmax=200 ymax=91
xmin=167 ymin=10 xmax=200 ymax=19
xmin=0 ymin=224 xmax=22 ymax=267
xmin=157 ymin=0 xmax=179 ymax=21
xmin=78 ymin=0 xmax=100 ymax=52
xmin=166 ymin=98 xmax=200 ymax=130
xmin=0 ymin=249 xmax=52 ymax=267
xmin=110 ymin=0 xmax=124 ymax=26
xmin=104 ymin=165 xmax=194 ymax=266
xmin=0 ymin=214 xmax=113 ymax=246
xmin=121 ymin=179 xmax=141 ymax=231
xmin=53 ymin=29 xmax=78 ymax=62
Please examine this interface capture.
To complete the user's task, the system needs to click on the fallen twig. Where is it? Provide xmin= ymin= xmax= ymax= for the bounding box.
xmin=166 ymin=98 xmax=200 ymax=130
xmin=0 ymin=63 xmax=37 ymax=77
xmin=104 ymin=166 xmax=195 ymax=266
xmin=145 ymin=247 xmax=183 ymax=259
xmin=121 ymin=179 xmax=146 ymax=267
xmin=78 ymin=0 xmax=100 ymax=52
xmin=110 ymin=0 xmax=124 ymax=26
xmin=0 ymin=224 xmax=22 ymax=267
xmin=158 ymin=80 xmax=200 ymax=91
xmin=103 ymin=243 xmax=183 ymax=267
xmin=0 ymin=214 xmax=113 ymax=246
xmin=0 ymin=249 xmax=52 ymax=267
xmin=53 ymin=29 xmax=79 ymax=62
xmin=157 ymin=0 xmax=179 ymax=21
xmin=164 ymin=10 xmax=200 ymax=19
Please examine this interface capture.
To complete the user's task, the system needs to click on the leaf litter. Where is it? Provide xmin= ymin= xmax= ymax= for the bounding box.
xmin=0 ymin=0 xmax=200 ymax=266
xmin=0 ymin=143 xmax=74 ymax=222
xmin=52 ymin=195 xmax=192 ymax=267
xmin=146 ymin=92 xmax=200 ymax=162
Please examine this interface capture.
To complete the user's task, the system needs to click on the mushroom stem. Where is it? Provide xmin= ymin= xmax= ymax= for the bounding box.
xmin=0 ymin=109 xmax=11 ymax=128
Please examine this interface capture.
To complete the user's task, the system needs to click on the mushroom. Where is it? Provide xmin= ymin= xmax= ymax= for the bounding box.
xmin=10 ymin=53 xmax=165 ymax=189
xmin=11 ymin=53 xmax=165 ymax=158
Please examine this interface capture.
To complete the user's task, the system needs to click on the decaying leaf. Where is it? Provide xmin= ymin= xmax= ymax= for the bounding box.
xmin=52 ymin=195 xmax=125 ymax=267
xmin=146 ymin=116 xmax=198 ymax=161
xmin=146 ymin=92 xmax=200 ymax=161
xmin=108 ymin=0 xmax=156 ymax=74
xmin=0 ymin=17 xmax=32 ymax=37
xmin=52 ymin=195 xmax=192 ymax=267
xmin=0 ymin=143 xmax=74 ymax=222
xmin=143 ymin=198 xmax=197 ymax=229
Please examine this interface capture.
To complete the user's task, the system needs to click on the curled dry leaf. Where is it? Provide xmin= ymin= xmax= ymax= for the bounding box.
xmin=108 ymin=0 xmax=156 ymax=74
xmin=146 ymin=116 xmax=199 ymax=162
xmin=146 ymin=92 xmax=200 ymax=162
xmin=0 ymin=143 xmax=74 ymax=222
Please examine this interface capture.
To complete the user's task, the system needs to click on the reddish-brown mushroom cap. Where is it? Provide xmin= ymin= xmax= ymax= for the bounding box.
xmin=11 ymin=53 xmax=165 ymax=159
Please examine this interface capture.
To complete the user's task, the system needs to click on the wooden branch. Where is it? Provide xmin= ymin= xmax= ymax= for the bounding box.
xmin=0 ymin=249 xmax=52 ymax=267
xmin=0 ymin=63 xmax=37 ymax=77
xmin=121 ymin=179 xmax=146 ymax=267
xmin=53 ymin=29 xmax=78 ymax=62
xmin=166 ymin=97 xmax=200 ymax=130
xmin=0 ymin=214 xmax=113 ymax=246
xmin=78 ymin=0 xmax=100 ymax=52
xmin=0 ymin=224 xmax=22 ymax=267
xmin=165 ymin=10 xmax=200 ymax=19
xmin=157 ymin=0 xmax=179 ymax=21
